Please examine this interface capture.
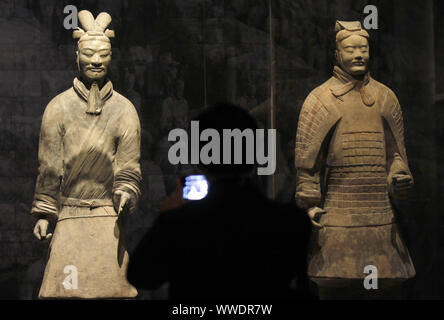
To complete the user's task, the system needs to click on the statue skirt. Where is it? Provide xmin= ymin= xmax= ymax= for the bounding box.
xmin=308 ymin=222 xmax=416 ymax=283
xmin=38 ymin=204 xmax=137 ymax=299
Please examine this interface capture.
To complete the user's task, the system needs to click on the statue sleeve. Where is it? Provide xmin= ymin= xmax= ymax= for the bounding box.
xmin=31 ymin=98 xmax=63 ymax=220
xmin=294 ymin=93 xmax=330 ymax=209
xmin=295 ymin=157 xmax=324 ymax=210
xmin=113 ymin=101 xmax=142 ymax=213
xmin=384 ymin=97 xmax=414 ymax=188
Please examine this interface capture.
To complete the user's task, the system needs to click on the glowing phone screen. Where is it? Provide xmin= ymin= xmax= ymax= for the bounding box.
xmin=182 ymin=175 xmax=209 ymax=200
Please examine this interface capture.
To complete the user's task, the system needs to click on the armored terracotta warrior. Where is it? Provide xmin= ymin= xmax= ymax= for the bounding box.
xmin=31 ymin=10 xmax=141 ymax=298
xmin=295 ymin=21 xmax=415 ymax=297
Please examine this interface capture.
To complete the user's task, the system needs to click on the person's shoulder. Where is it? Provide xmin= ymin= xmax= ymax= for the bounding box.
xmin=157 ymin=201 xmax=202 ymax=225
xmin=150 ymin=202 xmax=208 ymax=238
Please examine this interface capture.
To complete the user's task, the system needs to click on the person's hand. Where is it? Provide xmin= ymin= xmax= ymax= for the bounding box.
xmin=113 ymin=190 xmax=131 ymax=215
xmin=307 ymin=207 xmax=326 ymax=229
xmin=159 ymin=179 xmax=184 ymax=212
xmin=33 ymin=219 xmax=52 ymax=241
xmin=390 ymin=174 xmax=413 ymax=201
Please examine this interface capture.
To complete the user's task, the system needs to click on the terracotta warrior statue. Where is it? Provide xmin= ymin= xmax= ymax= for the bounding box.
xmin=31 ymin=10 xmax=141 ymax=298
xmin=295 ymin=21 xmax=415 ymax=297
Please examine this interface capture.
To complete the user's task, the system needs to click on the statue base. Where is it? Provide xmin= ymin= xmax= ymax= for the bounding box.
xmin=311 ymin=278 xmax=409 ymax=300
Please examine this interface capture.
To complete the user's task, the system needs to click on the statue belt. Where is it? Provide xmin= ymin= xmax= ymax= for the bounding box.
xmin=319 ymin=211 xmax=394 ymax=227
xmin=57 ymin=198 xmax=116 ymax=222
xmin=60 ymin=197 xmax=114 ymax=209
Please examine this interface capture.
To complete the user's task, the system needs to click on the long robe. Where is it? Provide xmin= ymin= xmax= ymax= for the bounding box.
xmin=31 ymin=78 xmax=141 ymax=299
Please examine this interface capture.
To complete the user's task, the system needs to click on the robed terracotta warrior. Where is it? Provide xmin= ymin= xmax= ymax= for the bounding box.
xmin=31 ymin=10 xmax=141 ymax=298
xmin=295 ymin=21 xmax=415 ymax=295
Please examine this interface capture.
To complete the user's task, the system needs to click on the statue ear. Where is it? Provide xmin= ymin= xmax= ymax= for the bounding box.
xmin=334 ymin=48 xmax=344 ymax=67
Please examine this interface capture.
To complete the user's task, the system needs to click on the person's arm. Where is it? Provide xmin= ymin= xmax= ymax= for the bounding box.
xmin=31 ymin=97 xmax=63 ymax=239
xmin=127 ymin=213 xmax=170 ymax=289
xmin=113 ymin=101 xmax=142 ymax=214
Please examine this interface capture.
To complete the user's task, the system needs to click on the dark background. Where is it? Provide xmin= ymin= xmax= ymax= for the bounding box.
xmin=0 ymin=0 xmax=442 ymax=299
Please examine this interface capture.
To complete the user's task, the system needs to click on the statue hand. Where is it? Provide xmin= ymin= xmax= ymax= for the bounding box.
xmin=33 ymin=219 xmax=52 ymax=241
xmin=113 ymin=190 xmax=131 ymax=215
xmin=307 ymin=206 xmax=326 ymax=229
xmin=390 ymin=174 xmax=413 ymax=201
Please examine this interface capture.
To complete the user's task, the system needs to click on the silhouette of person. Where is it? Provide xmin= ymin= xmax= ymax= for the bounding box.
xmin=127 ymin=103 xmax=313 ymax=300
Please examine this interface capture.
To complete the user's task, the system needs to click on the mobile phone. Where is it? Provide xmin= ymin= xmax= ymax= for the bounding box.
xmin=182 ymin=175 xmax=209 ymax=200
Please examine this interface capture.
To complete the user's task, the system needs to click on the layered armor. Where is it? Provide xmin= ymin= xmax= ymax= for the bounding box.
xmin=295 ymin=65 xmax=415 ymax=280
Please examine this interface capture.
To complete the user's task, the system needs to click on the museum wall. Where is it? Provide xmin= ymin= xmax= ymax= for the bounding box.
xmin=0 ymin=0 xmax=441 ymax=299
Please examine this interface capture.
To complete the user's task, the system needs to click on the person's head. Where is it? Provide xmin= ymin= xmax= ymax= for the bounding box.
xmin=334 ymin=21 xmax=370 ymax=77
xmin=73 ymin=10 xmax=115 ymax=85
xmin=194 ymin=103 xmax=258 ymax=181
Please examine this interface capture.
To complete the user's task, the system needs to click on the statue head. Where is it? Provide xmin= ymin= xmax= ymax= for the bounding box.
xmin=73 ymin=11 xmax=115 ymax=85
xmin=334 ymin=21 xmax=370 ymax=77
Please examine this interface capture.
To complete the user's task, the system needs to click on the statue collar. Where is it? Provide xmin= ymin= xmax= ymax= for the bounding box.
xmin=330 ymin=65 xmax=375 ymax=106
xmin=73 ymin=77 xmax=113 ymax=115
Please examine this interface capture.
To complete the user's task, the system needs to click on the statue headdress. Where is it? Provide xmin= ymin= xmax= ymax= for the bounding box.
xmin=335 ymin=20 xmax=369 ymax=43
xmin=73 ymin=10 xmax=115 ymax=43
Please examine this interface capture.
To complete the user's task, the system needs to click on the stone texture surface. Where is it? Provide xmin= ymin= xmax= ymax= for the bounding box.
xmin=0 ymin=0 xmax=441 ymax=299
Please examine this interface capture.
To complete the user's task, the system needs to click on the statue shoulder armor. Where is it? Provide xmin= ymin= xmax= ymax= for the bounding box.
xmin=295 ymin=78 xmax=342 ymax=169
xmin=371 ymin=79 xmax=409 ymax=163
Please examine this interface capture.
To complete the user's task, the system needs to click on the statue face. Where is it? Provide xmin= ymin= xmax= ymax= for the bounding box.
xmin=336 ymin=34 xmax=369 ymax=76
xmin=77 ymin=40 xmax=111 ymax=82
